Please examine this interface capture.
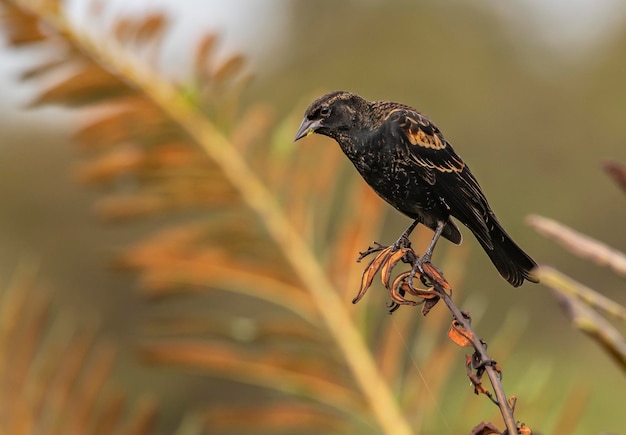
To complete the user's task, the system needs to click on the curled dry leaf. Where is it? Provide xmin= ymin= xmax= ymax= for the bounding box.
xmin=353 ymin=241 xmax=449 ymax=312
xmin=449 ymin=319 xmax=474 ymax=347
xmin=381 ymin=248 xmax=411 ymax=288
xmin=465 ymin=355 xmax=497 ymax=404
xmin=389 ymin=272 xmax=418 ymax=307
xmin=352 ymin=246 xmax=392 ymax=304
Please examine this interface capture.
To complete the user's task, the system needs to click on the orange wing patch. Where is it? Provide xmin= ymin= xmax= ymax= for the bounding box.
xmin=406 ymin=127 xmax=447 ymax=149
xmin=400 ymin=114 xmax=448 ymax=150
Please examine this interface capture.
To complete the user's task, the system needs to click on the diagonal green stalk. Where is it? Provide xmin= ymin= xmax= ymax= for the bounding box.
xmin=13 ymin=1 xmax=414 ymax=433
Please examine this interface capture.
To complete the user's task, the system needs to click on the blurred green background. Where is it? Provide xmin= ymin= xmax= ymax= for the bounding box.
xmin=1 ymin=0 xmax=626 ymax=433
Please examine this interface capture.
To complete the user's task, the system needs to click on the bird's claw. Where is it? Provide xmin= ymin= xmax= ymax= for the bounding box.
xmin=391 ymin=235 xmax=412 ymax=252
xmin=407 ymin=258 xmax=434 ymax=289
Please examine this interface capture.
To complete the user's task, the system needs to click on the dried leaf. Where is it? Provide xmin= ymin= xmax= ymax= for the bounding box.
xmin=137 ymin=261 xmax=318 ymax=325
xmin=94 ymin=194 xmax=169 ymax=220
xmin=389 ymin=272 xmax=418 ymax=307
xmin=140 ymin=341 xmax=363 ymax=414
xmin=0 ymin=264 xmax=152 ymax=434
xmin=213 ymin=53 xmax=245 ymax=83
xmin=20 ymin=56 xmax=72 ymax=80
xmin=0 ymin=5 xmax=47 ymax=45
xmin=76 ymin=147 xmax=144 ymax=183
xmin=421 ymin=295 xmax=440 ymax=315
xmin=30 ymin=63 xmax=132 ymax=107
xmin=92 ymin=389 xmax=125 ymax=435
xmin=73 ymin=99 xmax=177 ymax=149
xmin=67 ymin=343 xmax=117 ymax=432
xmin=449 ymin=319 xmax=474 ymax=347
xmin=465 ymin=355 xmax=491 ymax=397
xmin=135 ymin=13 xmax=168 ymax=44
xmin=352 ymin=246 xmax=392 ymax=304
xmin=113 ymin=17 xmax=134 ymax=42
xmin=194 ymin=33 xmax=218 ymax=77
xmin=380 ymin=248 xmax=410 ymax=288
xmin=204 ymin=403 xmax=343 ymax=433
xmin=121 ymin=397 xmax=158 ymax=435
xmin=470 ymin=421 xmax=501 ymax=435
xmin=230 ymin=104 xmax=274 ymax=153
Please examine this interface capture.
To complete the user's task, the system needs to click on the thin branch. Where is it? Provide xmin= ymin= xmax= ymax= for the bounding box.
xmin=435 ymin=288 xmax=517 ymax=434
xmin=9 ymin=2 xmax=413 ymax=433
xmin=527 ymin=215 xmax=626 ymax=280
xmin=419 ymin=261 xmax=518 ymax=435
xmin=356 ymin=245 xmax=521 ymax=434
xmin=536 ymin=266 xmax=626 ymax=371
xmin=536 ymin=266 xmax=626 ymax=324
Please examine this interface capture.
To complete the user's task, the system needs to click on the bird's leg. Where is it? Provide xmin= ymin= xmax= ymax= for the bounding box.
xmin=391 ymin=219 xmax=420 ymax=251
xmin=408 ymin=220 xmax=446 ymax=288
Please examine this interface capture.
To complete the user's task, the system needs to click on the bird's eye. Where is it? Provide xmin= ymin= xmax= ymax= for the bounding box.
xmin=319 ymin=106 xmax=330 ymax=116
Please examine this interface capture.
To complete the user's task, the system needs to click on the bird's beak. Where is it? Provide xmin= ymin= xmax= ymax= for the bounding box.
xmin=293 ymin=118 xmax=322 ymax=142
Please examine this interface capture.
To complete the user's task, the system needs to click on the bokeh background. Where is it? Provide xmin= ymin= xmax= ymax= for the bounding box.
xmin=1 ymin=0 xmax=626 ymax=433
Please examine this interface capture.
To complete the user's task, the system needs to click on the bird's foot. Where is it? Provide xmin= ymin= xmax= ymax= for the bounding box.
xmin=391 ymin=234 xmax=412 ymax=252
xmin=407 ymin=254 xmax=445 ymax=289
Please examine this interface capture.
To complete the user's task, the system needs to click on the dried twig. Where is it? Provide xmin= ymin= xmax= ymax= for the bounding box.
xmin=527 ymin=215 xmax=626 ymax=280
xmin=356 ymin=242 xmax=522 ymax=435
xmin=536 ymin=266 xmax=626 ymax=372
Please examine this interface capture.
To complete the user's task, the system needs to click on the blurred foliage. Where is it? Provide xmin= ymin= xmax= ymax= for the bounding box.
xmin=528 ymin=164 xmax=626 ymax=373
xmin=1 ymin=0 xmax=626 ymax=434
xmin=0 ymin=262 xmax=158 ymax=434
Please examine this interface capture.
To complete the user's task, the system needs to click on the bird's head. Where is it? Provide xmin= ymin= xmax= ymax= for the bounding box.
xmin=293 ymin=91 xmax=370 ymax=142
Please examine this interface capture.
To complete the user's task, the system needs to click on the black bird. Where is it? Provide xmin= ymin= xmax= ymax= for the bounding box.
xmin=294 ymin=91 xmax=537 ymax=287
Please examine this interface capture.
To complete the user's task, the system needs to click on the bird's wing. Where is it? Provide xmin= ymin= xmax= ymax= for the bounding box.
xmin=387 ymin=108 xmax=494 ymax=248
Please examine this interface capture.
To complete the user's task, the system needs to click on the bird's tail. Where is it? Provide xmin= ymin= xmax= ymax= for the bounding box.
xmin=476 ymin=219 xmax=538 ymax=287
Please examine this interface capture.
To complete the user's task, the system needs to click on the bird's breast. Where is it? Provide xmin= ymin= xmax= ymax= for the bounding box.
xmin=340 ymin=140 xmax=438 ymax=216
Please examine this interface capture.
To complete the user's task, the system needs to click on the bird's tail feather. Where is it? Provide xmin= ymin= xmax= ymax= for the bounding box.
xmin=476 ymin=220 xmax=538 ymax=287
